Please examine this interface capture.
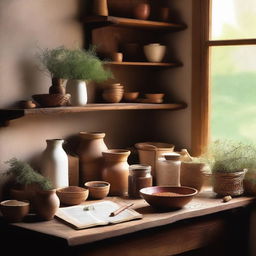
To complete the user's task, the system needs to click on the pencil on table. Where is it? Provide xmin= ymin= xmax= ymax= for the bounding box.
xmin=109 ymin=203 xmax=134 ymax=217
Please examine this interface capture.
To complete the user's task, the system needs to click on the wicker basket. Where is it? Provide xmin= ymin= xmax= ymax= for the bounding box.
xmin=32 ymin=94 xmax=71 ymax=107
xmin=213 ymin=171 xmax=246 ymax=196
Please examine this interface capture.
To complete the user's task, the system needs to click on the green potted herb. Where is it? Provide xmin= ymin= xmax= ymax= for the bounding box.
xmin=201 ymin=140 xmax=256 ymax=196
xmin=38 ymin=46 xmax=113 ymax=105
xmin=5 ymin=158 xmax=53 ymax=201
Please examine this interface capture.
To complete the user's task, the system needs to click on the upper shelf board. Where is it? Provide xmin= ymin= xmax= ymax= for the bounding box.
xmin=106 ymin=61 xmax=182 ymax=67
xmin=84 ymin=16 xmax=186 ymax=31
xmin=0 ymin=103 xmax=187 ymax=125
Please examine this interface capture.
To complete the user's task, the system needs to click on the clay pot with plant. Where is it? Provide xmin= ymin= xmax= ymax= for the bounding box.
xmin=201 ymin=140 xmax=256 ymax=197
xmin=4 ymin=158 xmax=60 ymax=220
xmin=38 ymin=46 xmax=113 ymax=106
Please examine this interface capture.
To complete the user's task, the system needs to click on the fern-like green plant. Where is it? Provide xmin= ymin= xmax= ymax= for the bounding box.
xmin=38 ymin=46 xmax=113 ymax=81
xmin=5 ymin=158 xmax=53 ymax=190
xmin=200 ymin=140 xmax=256 ymax=173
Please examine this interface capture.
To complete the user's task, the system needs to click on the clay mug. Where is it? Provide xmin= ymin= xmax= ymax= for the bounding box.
xmin=111 ymin=52 xmax=123 ymax=62
xmin=92 ymin=0 xmax=109 ymax=16
xmin=133 ymin=3 xmax=150 ymax=20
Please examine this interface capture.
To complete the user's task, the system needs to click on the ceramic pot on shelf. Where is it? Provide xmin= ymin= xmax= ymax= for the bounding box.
xmin=32 ymin=189 xmax=60 ymax=221
xmin=102 ymin=149 xmax=131 ymax=196
xmin=40 ymin=139 xmax=69 ymax=189
xmin=92 ymin=0 xmax=109 ymax=16
xmin=66 ymin=79 xmax=87 ymax=106
xmin=77 ymin=132 xmax=108 ymax=186
xmin=133 ymin=3 xmax=150 ymax=20
xmin=49 ymin=77 xmax=66 ymax=95
xmin=143 ymin=43 xmax=166 ymax=63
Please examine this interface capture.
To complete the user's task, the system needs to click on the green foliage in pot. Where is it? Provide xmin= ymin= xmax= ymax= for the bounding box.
xmin=38 ymin=46 xmax=113 ymax=81
xmin=200 ymin=140 xmax=256 ymax=173
xmin=5 ymin=158 xmax=53 ymax=191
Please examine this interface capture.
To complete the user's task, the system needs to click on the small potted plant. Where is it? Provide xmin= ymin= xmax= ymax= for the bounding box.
xmin=38 ymin=46 xmax=113 ymax=106
xmin=201 ymin=140 xmax=256 ymax=197
xmin=4 ymin=158 xmax=59 ymax=220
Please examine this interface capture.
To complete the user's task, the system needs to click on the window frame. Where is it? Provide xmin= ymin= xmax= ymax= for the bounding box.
xmin=191 ymin=0 xmax=256 ymax=156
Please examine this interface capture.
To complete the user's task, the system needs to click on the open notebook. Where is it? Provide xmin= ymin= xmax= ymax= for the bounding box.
xmin=55 ymin=201 xmax=142 ymax=229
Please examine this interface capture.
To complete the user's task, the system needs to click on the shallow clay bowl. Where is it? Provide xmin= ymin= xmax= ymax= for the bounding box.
xmin=145 ymin=93 xmax=165 ymax=101
xmin=0 ymin=200 xmax=30 ymax=222
xmin=84 ymin=181 xmax=110 ymax=200
xmin=56 ymin=186 xmax=89 ymax=205
xmin=140 ymin=186 xmax=198 ymax=210
xmin=123 ymin=92 xmax=139 ymax=102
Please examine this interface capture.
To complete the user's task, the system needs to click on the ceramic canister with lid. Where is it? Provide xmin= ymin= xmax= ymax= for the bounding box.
xmin=128 ymin=164 xmax=152 ymax=198
xmin=156 ymin=153 xmax=181 ymax=186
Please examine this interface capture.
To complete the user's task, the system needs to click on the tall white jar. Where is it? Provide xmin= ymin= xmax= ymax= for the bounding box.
xmin=156 ymin=153 xmax=181 ymax=186
xmin=66 ymin=79 xmax=87 ymax=106
xmin=40 ymin=139 xmax=69 ymax=189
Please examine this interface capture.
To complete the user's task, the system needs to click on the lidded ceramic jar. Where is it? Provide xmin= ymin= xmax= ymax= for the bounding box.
xmin=77 ymin=132 xmax=108 ymax=185
xmin=40 ymin=139 xmax=69 ymax=189
xmin=156 ymin=153 xmax=181 ymax=186
xmin=102 ymin=149 xmax=131 ymax=196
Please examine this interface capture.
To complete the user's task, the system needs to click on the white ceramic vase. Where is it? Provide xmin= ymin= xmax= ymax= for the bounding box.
xmin=66 ymin=79 xmax=87 ymax=106
xmin=143 ymin=43 xmax=166 ymax=62
xmin=41 ymin=139 xmax=69 ymax=189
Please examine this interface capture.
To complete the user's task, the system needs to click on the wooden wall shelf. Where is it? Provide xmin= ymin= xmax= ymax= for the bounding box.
xmin=106 ymin=61 xmax=182 ymax=67
xmin=0 ymin=103 xmax=187 ymax=125
xmin=84 ymin=16 xmax=186 ymax=31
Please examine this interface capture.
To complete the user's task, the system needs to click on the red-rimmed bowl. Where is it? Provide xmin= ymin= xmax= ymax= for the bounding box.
xmin=140 ymin=186 xmax=198 ymax=210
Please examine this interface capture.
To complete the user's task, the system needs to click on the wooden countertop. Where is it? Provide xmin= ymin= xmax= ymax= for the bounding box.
xmin=12 ymin=189 xmax=255 ymax=246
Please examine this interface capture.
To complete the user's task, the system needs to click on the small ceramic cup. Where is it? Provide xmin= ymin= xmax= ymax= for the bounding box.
xmin=111 ymin=52 xmax=123 ymax=62
xmin=143 ymin=43 xmax=166 ymax=62
xmin=84 ymin=181 xmax=110 ymax=199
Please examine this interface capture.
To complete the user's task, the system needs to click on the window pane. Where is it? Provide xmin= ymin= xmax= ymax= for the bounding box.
xmin=211 ymin=0 xmax=256 ymax=40
xmin=210 ymin=45 xmax=256 ymax=142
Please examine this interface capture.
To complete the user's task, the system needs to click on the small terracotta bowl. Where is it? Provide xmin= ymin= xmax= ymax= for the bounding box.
xmin=145 ymin=93 xmax=165 ymax=101
xmin=140 ymin=186 xmax=198 ymax=210
xmin=123 ymin=92 xmax=139 ymax=102
xmin=0 ymin=200 xmax=30 ymax=222
xmin=84 ymin=181 xmax=110 ymax=200
xmin=56 ymin=186 xmax=89 ymax=205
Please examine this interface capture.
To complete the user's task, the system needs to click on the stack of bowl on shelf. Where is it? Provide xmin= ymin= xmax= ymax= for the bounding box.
xmin=102 ymin=83 xmax=124 ymax=103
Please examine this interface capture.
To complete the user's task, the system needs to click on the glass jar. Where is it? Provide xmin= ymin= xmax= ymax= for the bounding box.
xmin=128 ymin=165 xmax=152 ymax=198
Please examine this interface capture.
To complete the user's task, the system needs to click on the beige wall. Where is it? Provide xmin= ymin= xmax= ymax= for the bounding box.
xmin=0 ymin=0 xmax=192 ymax=199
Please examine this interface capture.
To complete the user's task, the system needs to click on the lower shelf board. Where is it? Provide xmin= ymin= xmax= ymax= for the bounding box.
xmin=0 ymin=103 xmax=187 ymax=125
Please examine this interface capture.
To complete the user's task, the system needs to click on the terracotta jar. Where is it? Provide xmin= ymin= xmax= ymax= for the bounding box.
xmin=92 ymin=0 xmax=108 ymax=16
xmin=102 ymin=149 xmax=131 ymax=196
xmin=133 ymin=3 xmax=150 ymax=20
xmin=33 ymin=189 xmax=60 ymax=221
xmin=77 ymin=132 xmax=108 ymax=185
